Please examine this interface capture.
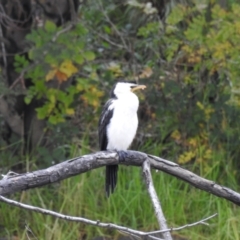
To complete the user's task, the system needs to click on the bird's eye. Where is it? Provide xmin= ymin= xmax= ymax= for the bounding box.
xmin=130 ymin=85 xmax=137 ymax=89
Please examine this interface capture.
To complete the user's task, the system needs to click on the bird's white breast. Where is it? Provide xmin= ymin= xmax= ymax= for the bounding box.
xmin=107 ymin=93 xmax=139 ymax=150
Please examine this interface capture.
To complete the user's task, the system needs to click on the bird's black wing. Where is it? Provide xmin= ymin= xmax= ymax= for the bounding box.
xmin=98 ymin=99 xmax=118 ymax=197
xmin=98 ymin=99 xmax=114 ymax=151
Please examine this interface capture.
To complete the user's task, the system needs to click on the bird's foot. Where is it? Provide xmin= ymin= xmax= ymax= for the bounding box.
xmin=117 ymin=150 xmax=128 ymax=163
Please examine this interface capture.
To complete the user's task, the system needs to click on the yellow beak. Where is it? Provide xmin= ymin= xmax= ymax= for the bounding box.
xmin=131 ymin=85 xmax=147 ymax=92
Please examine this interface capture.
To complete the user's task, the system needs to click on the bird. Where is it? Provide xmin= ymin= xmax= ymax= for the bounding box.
xmin=98 ymin=81 xmax=146 ymax=197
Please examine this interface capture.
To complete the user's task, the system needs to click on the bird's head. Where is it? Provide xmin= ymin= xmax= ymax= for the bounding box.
xmin=111 ymin=81 xmax=146 ymax=98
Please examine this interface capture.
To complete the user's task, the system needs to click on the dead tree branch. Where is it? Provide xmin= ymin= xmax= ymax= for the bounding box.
xmin=142 ymin=159 xmax=172 ymax=240
xmin=0 ymin=150 xmax=240 ymax=206
xmin=0 ymin=195 xmax=217 ymax=239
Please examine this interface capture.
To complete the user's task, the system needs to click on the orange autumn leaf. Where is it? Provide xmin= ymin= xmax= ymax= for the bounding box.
xmin=55 ymin=70 xmax=68 ymax=83
xmin=45 ymin=60 xmax=78 ymax=83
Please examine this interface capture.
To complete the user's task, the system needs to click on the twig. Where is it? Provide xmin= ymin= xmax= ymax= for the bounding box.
xmin=52 ymin=24 xmax=73 ymax=42
xmin=142 ymin=159 xmax=172 ymax=240
xmin=147 ymin=213 xmax=218 ymax=236
xmin=119 ymin=230 xmax=149 ymax=240
xmin=91 ymin=28 xmax=125 ymax=49
xmin=0 ymin=3 xmax=32 ymax=28
xmin=0 ymin=195 xmax=217 ymax=239
xmin=8 ymin=75 xmax=25 ymax=90
xmin=6 ymin=61 xmax=39 ymax=92
xmin=97 ymin=0 xmax=129 ymax=50
xmin=148 ymin=235 xmax=164 ymax=240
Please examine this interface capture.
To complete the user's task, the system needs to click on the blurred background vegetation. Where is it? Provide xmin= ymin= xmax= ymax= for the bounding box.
xmin=1 ymin=0 xmax=240 ymax=239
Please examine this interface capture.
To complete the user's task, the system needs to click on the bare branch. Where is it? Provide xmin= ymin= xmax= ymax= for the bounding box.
xmin=8 ymin=61 xmax=39 ymax=91
xmin=97 ymin=0 xmax=129 ymax=50
xmin=52 ymin=24 xmax=73 ymax=42
xmin=0 ymin=195 xmax=217 ymax=239
xmin=148 ymin=213 xmax=218 ymax=236
xmin=142 ymin=159 xmax=172 ymax=240
xmin=91 ymin=28 xmax=126 ymax=49
xmin=0 ymin=151 xmax=240 ymax=206
xmin=0 ymin=195 xmax=153 ymax=237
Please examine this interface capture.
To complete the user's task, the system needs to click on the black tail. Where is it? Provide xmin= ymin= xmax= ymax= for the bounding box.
xmin=105 ymin=165 xmax=118 ymax=197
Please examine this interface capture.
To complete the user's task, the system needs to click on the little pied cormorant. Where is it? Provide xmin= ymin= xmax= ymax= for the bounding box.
xmin=98 ymin=81 xmax=146 ymax=197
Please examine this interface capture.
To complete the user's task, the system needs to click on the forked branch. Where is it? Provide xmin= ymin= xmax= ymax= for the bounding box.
xmin=0 ymin=150 xmax=240 ymax=206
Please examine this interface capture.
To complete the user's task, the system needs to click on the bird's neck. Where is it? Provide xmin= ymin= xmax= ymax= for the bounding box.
xmin=116 ymin=93 xmax=139 ymax=111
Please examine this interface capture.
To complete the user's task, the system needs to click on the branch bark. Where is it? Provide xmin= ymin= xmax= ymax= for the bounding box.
xmin=0 ymin=150 xmax=240 ymax=206
xmin=142 ymin=159 xmax=172 ymax=240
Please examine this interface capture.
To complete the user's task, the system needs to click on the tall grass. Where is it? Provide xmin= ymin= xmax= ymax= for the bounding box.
xmin=0 ymin=141 xmax=240 ymax=240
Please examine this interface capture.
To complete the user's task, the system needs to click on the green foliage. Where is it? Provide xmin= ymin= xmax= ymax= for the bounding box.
xmin=14 ymin=55 xmax=29 ymax=72
xmin=138 ymin=22 xmax=161 ymax=38
xmin=165 ymin=2 xmax=240 ymax=103
xmin=128 ymin=0 xmax=240 ymax=170
xmin=15 ymin=20 xmax=98 ymax=124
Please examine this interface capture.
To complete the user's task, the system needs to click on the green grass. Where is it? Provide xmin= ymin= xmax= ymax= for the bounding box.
xmin=0 ymin=144 xmax=240 ymax=240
